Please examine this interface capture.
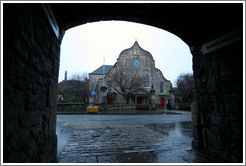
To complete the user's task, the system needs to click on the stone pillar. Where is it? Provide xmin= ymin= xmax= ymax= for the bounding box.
xmin=191 ymin=101 xmax=201 ymax=149
xmin=191 ymin=32 xmax=243 ymax=162
xmin=3 ymin=4 xmax=59 ymax=162
xmin=190 ymin=45 xmax=203 ymax=150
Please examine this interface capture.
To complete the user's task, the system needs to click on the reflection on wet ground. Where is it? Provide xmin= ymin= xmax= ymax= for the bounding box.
xmin=114 ymin=152 xmax=158 ymax=163
xmin=179 ymin=121 xmax=193 ymax=137
xmin=145 ymin=123 xmax=175 ymax=136
xmin=57 ymin=114 xmax=227 ymax=163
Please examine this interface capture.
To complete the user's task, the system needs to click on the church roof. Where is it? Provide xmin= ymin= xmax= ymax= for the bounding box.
xmin=91 ymin=65 xmax=113 ymax=75
xmin=132 ymin=41 xmax=141 ymax=49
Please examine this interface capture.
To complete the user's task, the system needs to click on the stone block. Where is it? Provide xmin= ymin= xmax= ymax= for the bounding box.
xmin=207 ymin=75 xmax=218 ymax=94
xmin=192 ymin=115 xmax=199 ymax=126
xmin=192 ymin=126 xmax=199 ymax=140
xmin=87 ymin=156 xmax=98 ymax=163
xmin=192 ymin=139 xmax=200 ymax=149
xmin=201 ymin=129 xmax=207 ymax=148
xmin=191 ymin=101 xmax=199 ymax=115
xmin=199 ymin=112 xmax=205 ymax=126
xmin=205 ymin=128 xmax=220 ymax=151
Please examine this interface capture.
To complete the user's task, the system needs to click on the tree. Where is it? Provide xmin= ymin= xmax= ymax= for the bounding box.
xmin=175 ymin=73 xmax=194 ymax=103
xmin=57 ymin=73 xmax=89 ymax=103
xmin=107 ymin=65 xmax=144 ymax=104
xmin=70 ymin=73 xmax=88 ymax=99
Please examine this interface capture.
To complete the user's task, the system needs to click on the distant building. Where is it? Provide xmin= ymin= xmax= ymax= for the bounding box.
xmin=89 ymin=41 xmax=174 ymax=109
xmin=89 ymin=65 xmax=113 ymax=104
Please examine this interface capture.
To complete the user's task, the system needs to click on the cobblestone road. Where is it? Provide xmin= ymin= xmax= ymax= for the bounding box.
xmin=57 ymin=113 xmax=223 ymax=163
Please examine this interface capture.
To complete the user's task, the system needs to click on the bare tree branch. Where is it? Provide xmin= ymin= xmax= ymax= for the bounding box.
xmin=175 ymin=73 xmax=194 ymax=103
xmin=106 ymin=63 xmax=143 ymax=104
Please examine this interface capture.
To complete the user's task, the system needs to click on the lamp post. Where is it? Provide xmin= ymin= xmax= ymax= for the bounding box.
xmin=150 ymin=85 xmax=156 ymax=110
xmin=101 ymin=56 xmax=107 ymax=105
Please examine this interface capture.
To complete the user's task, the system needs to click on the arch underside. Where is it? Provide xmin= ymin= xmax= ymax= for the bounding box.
xmin=50 ymin=3 xmax=242 ymax=46
xmin=3 ymin=3 xmax=243 ymax=163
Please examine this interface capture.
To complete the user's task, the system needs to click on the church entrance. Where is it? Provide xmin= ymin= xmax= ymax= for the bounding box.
xmin=161 ymin=98 xmax=165 ymax=109
xmin=137 ymin=97 xmax=142 ymax=104
xmin=107 ymin=98 xmax=113 ymax=105
xmin=107 ymin=92 xmax=116 ymax=105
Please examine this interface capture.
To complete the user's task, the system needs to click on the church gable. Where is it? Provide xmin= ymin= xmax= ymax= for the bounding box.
xmin=117 ymin=41 xmax=154 ymax=69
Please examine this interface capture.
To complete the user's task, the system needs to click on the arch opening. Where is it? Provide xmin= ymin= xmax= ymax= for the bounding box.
xmin=3 ymin=3 xmax=243 ymax=163
xmin=56 ymin=20 xmax=195 ymax=162
xmin=58 ymin=20 xmax=193 ymax=85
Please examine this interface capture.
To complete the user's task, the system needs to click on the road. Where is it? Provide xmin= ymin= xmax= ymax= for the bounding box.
xmin=56 ymin=111 xmax=221 ymax=163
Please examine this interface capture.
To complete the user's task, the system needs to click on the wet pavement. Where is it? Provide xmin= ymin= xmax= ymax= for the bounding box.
xmin=56 ymin=110 xmax=224 ymax=163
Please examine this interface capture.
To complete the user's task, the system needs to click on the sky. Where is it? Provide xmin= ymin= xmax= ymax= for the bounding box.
xmin=59 ymin=20 xmax=193 ymax=87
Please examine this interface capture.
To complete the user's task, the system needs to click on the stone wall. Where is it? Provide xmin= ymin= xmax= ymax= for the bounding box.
xmin=192 ymin=40 xmax=243 ymax=162
xmin=100 ymin=105 xmax=162 ymax=114
xmin=57 ymin=103 xmax=85 ymax=113
xmin=3 ymin=4 xmax=59 ymax=162
xmin=107 ymin=104 xmax=136 ymax=111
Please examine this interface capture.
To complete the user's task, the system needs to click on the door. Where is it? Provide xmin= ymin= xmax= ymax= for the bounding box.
xmin=137 ymin=97 xmax=142 ymax=104
xmin=107 ymin=98 xmax=113 ymax=105
xmin=161 ymin=98 xmax=165 ymax=109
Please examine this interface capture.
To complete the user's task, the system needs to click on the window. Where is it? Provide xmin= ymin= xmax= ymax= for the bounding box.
xmin=123 ymin=69 xmax=130 ymax=76
xmin=123 ymin=69 xmax=131 ymax=85
xmin=143 ymin=69 xmax=150 ymax=88
xmin=160 ymin=82 xmax=164 ymax=93
xmin=108 ymin=83 xmax=111 ymax=93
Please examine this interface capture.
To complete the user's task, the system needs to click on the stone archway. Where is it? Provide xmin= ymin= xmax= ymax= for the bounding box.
xmin=3 ymin=3 xmax=243 ymax=163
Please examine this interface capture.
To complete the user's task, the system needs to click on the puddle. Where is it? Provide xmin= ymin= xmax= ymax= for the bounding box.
xmin=145 ymin=123 xmax=175 ymax=136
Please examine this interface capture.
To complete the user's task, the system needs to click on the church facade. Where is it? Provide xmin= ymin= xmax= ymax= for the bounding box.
xmin=89 ymin=42 xmax=174 ymax=109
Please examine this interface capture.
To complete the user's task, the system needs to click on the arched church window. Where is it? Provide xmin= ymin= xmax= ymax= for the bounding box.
xmin=160 ymin=82 xmax=164 ymax=93
xmin=108 ymin=83 xmax=112 ymax=93
xmin=143 ymin=69 xmax=150 ymax=88
xmin=123 ymin=69 xmax=131 ymax=84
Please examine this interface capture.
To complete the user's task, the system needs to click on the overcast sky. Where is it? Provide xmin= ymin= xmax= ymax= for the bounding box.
xmin=59 ymin=20 xmax=193 ymax=87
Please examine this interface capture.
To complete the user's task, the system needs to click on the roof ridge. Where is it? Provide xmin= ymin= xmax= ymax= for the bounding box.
xmin=90 ymin=65 xmax=113 ymax=74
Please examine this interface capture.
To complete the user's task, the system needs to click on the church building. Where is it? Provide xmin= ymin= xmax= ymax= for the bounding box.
xmin=89 ymin=41 xmax=174 ymax=109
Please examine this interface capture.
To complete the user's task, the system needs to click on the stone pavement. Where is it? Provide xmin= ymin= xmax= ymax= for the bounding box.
xmin=57 ymin=121 xmax=219 ymax=163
